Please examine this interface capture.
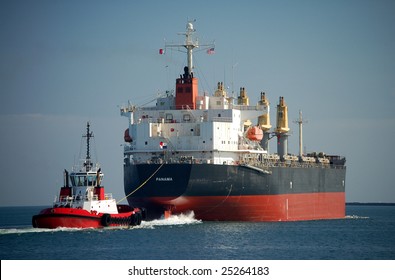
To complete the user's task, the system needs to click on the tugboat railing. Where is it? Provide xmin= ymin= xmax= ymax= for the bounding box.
xmin=54 ymin=193 xmax=115 ymax=207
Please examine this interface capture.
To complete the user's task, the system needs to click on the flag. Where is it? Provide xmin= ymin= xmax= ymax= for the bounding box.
xmin=207 ymin=47 xmax=215 ymax=55
xmin=159 ymin=141 xmax=167 ymax=149
xmin=159 ymin=48 xmax=165 ymax=55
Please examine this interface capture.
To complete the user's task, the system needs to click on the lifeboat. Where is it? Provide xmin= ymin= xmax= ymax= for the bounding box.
xmin=246 ymin=126 xmax=264 ymax=141
xmin=124 ymin=128 xmax=132 ymax=142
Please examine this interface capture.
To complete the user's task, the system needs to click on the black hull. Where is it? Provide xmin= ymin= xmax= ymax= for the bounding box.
xmin=124 ymin=163 xmax=346 ymax=221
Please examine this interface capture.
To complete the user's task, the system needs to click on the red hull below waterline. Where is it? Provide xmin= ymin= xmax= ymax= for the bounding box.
xmin=32 ymin=207 xmax=142 ymax=229
xmin=138 ymin=192 xmax=345 ymax=221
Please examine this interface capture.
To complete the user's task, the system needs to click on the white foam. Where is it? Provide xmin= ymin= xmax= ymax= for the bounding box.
xmin=345 ymin=215 xmax=369 ymax=219
xmin=137 ymin=211 xmax=202 ymax=229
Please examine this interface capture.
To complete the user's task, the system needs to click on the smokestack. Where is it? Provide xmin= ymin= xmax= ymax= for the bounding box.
xmin=275 ymin=96 xmax=290 ymax=159
xmin=64 ymin=169 xmax=69 ymax=188
xmin=237 ymin=87 xmax=249 ymax=105
xmin=258 ymin=92 xmax=272 ymax=151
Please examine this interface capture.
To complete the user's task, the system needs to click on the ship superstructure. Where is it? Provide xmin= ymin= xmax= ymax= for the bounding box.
xmin=120 ymin=22 xmax=346 ymax=221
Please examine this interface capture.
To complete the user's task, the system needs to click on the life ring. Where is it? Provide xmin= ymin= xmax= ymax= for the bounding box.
xmin=130 ymin=213 xmax=143 ymax=226
xmin=101 ymin=214 xmax=111 ymax=227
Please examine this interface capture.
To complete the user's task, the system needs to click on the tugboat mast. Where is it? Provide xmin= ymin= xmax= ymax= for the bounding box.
xmin=83 ymin=122 xmax=94 ymax=171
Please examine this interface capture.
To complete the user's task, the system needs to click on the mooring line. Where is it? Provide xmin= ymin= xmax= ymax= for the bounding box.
xmin=117 ymin=163 xmax=165 ymax=204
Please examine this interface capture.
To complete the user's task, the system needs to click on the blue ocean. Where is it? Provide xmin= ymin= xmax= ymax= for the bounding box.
xmin=0 ymin=205 xmax=394 ymax=260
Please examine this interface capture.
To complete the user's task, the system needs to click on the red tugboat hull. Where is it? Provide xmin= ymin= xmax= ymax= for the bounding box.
xmin=32 ymin=205 xmax=144 ymax=229
xmin=32 ymin=122 xmax=147 ymax=229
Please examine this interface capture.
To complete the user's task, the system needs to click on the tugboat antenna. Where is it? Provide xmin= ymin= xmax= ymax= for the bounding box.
xmin=83 ymin=122 xmax=94 ymax=170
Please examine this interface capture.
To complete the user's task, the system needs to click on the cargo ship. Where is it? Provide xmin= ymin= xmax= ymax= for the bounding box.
xmin=120 ymin=22 xmax=346 ymax=221
xmin=32 ymin=122 xmax=145 ymax=228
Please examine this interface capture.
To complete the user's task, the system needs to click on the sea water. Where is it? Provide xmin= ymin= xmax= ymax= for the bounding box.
xmin=0 ymin=205 xmax=394 ymax=260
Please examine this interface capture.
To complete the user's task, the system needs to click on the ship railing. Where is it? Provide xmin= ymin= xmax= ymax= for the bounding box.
xmin=55 ymin=193 xmax=108 ymax=207
xmin=128 ymin=155 xmax=346 ymax=169
xmin=134 ymin=113 xmax=242 ymax=124
xmin=231 ymin=104 xmax=267 ymax=111
xmin=120 ymin=104 xmax=136 ymax=113
xmin=242 ymin=158 xmax=345 ymax=170
xmin=131 ymin=105 xmax=168 ymax=111
xmin=136 ymin=115 xmax=192 ymax=124
xmin=54 ymin=195 xmax=76 ymax=208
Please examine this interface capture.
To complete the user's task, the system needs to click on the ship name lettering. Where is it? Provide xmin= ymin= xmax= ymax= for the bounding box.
xmin=156 ymin=177 xmax=173 ymax=181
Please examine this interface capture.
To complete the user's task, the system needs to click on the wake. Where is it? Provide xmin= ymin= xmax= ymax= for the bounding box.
xmin=0 ymin=226 xmax=87 ymax=235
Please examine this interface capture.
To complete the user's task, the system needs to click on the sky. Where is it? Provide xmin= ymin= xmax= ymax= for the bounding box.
xmin=0 ymin=0 xmax=394 ymax=206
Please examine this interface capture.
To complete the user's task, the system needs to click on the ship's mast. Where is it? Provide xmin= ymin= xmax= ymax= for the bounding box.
xmin=164 ymin=21 xmax=198 ymax=76
xmin=293 ymin=110 xmax=308 ymax=158
xmin=184 ymin=22 xmax=197 ymax=76
xmin=165 ymin=20 xmax=214 ymax=76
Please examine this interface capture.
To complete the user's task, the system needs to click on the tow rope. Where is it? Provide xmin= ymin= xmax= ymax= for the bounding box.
xmin=117 ymin=163 xmax=165 ymax=204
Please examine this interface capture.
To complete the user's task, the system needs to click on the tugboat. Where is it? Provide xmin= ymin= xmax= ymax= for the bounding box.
xmin=32 ymin=122 xmax=145 ymax=229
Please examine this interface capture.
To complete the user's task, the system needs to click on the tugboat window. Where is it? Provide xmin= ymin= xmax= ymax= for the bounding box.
xmin=87 ymin=175 xmax=96 ymax=186
xmin=77 ymin=176 xmax=87 ymax=186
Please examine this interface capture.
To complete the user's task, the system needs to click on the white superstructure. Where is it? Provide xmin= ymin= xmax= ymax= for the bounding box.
xmin=120 ymin=22 xmax=276 ymax=168
xmin=121 ymin=86 xmax=269 ymax=164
